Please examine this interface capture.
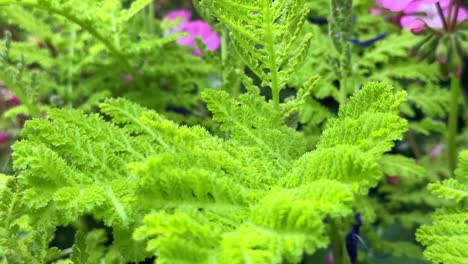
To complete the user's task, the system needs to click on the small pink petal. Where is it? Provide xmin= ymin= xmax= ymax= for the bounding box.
xmin=455 ymin=66 xmax=463 ymax=77
xmin=387 ymin=176 xmax=401 ymax=185
xmin=399 ymin=0 xmax=467 ymax=29
xmin=165 ymin=10 xmax=220 ymax=56
xmin=437 ymin=55 xmax=448 ymax=64
xmin=409 ymin=19 xmax=426 ymax=34
xmin=380 ymin=0 xmax=415 ymax=12
xmin=370 ymin=7 xmax=382 ymax=16
xmin=164 ymin=9 xmax=191 ymax=23
xmin=0 ymin=132 xmax=10 ymax=144
xmin=178 ymin=20 xmax=220 ymax=53
xmin=327 ymin=251 xmax=334 ymax=264
xmin=10 ymin=95 xmax=20 ymax=106
xmin=193 ymin=49 xmax=203 ymax=56
xmin=429 ymin=144 xmax=444 ymax=160
xmin=2 ymin=90 xmax=20 ymax=106
xmin=456 ymin=7 xmax=468 ymax=23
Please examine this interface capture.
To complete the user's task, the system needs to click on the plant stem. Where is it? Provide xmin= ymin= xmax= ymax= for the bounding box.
xmin=262 ymin=2 xmax=280 ymax=106
xmin=451 ymin=1 xmax=460 ymax=30
xmin=407 ymin=131 xmax=422 ymax=159
xmin=436 ymin=3 xmax=449 ymax=31
xmin=221 ymin=27 xmax=229 ymax=90
xmin=329 ymin=0 xmax=353 ymax=106
xmin=329 ymin=220 xmax=351 ymax=264
xmin=448 ymin=75 xmax=460 ymax=175
xmin=447 ymin=0 xmax=454 ymax=29
xmin=147 ymin=3 xmax=155 ymax=34
xmin=67 ymin=22 xmax=76 ymax=102
xmin=340 ymin=75 xmax=348 ymax=105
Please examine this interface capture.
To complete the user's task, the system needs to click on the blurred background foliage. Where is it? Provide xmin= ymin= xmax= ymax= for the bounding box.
xmin=0 ymin=0 xmax=467 ymax=263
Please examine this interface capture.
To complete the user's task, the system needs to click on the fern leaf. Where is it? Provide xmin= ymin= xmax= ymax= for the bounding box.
xmin=11 ymin=81 xmax=408 ymax=263
xmin=407 ymin=85 xmax=451 ymax=118
xmin=318 ymin=82 xmax=407 ymax=156
xmin=379 ymin=154 xmax=426 ymax=183
xmin=70 ymin=231 xmax=89 ymax=264
xmin=202 ymin=88 xmax=306 ymax=177
xmin=200 ymin=0 xmax=311 ymax=102
xmin=417 ymin=150 xmax=468 ymax=264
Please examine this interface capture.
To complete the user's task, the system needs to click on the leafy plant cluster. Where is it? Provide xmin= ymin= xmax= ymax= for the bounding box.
xmin=0 ymin=0 xmax=467 ymax=263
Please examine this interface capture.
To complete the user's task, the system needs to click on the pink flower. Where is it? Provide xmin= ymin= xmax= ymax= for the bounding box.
xmin=378 ymin=0 xmax=420 ymax=12
xmin=165 ymin=9 xmax=191 ymax=25
xmin=0 ymin=132 xmax=10 ymax=145
xmin=1 ymin=89 xmax=20 ymax=106
xmin=387 ymin=176 xmax=401 ymax=185
xmin=370 ymin=7 xmax=383 ymax=16
xmin=429 ymin=144 xmax=445 ymax=160
xmin=327 ymin=251 xmax=334 ymax=264
xmin=164 ymin=9 xmax=220 ymax=56
xmin=376 ymin=0 xmax=468 ymax=30
xmin=408 ymin=19 xmax=426 ymax=34
xmin=400 ymin=0 xmax=468 ymax=29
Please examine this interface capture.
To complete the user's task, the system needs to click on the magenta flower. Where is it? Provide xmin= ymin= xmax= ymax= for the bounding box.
xmin=408 ymin=19 xmax=426 ymax=33
xmin=164 ymin=9 xmax=220 ymax=56
xmin=387 ymin=176 xmax=401 ymax=185
xmin=376 ymin=0 xmax=468 ymax=31
xmin=429 ymin=144 xmax=445 ymax=160
xmin=378 ymin=0 xmax=421 ymax=12
xmin=327 ymin=250 xmax=334 ymax=264
xmin=374 ymin=1 xmax=467 ymax=77
xmin=1 ymin=89 xmax=20 ymax=106
xmin=165 ymin=9 xmax=191 ymax=24
xmin=400 ymin=0 xmax=468 ymax=31
xmin=0 ymin=131 xmax=10 ymax=145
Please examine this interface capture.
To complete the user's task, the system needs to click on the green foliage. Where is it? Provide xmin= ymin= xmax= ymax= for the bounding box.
xmin=0 ymin=33 xmax=42 ymax=117
xmin=1 ymin=0 xmax=465 ymax=263
xmin=417 ymin=150 xmax=468 ymax=264
xmin=0 ymin=0 xmax=219 ymax=123
xmin=0 ymin=174 xmax=60 ymax=263
xmin=3 ymin=81 xmax=407 ymax=263
xmin=200 ymin=0 xmax=312 ymax=103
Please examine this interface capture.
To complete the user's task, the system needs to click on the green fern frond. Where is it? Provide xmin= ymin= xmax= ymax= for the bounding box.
xmin=291 ymin=24 xmax=339 ymax=101
xmin=0 ymin=33 xmax=42 ymax=117
xmin=407 ymin=85 xmax=451 ymax=118
xmin=0 ymin=0 xmax=185 ymax=93
xmin=318 ymin=82 xmax=407 ymax=155
xmin=0 ymin=175 xmax=61 ymax=264
xmin=282 ymin=82 xmax=407 ymax=194
xmin=417 ymin=150 xmax=468 ymax=264
xmin=379 ymin=154 xmax=426 ymax=184
xmin=358 ymin=32 xmax=416 ymax=72
xmin=10 ymin=80 xmax=408 ymax=263
xmin=200 ymin=0 xmax=311 ymax=104
xmin=202 ymin=88 xmax=306 ymax=176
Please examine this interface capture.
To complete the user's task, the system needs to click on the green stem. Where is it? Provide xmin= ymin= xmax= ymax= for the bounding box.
xmin=407 ymin=131 xmax=422 ymax=159
xmin=448 ymin=75 xmax=460 ymax=175
xmin=148 ymin=2 xmax=155 ymax=34
xmin=329 ymin=220 xmax=351 ymax=264
xmin=262 ymin=2 xmax=280 ymax=106
xmin=462 ymin=90 xmax=468 ymax=125
xmin=67 ymin=22 xmax=76 ymax=102
xmin=221 ymin=27 xmax=229 ymax=89
xmin=340 ymin=75 xmax=348 ymax=105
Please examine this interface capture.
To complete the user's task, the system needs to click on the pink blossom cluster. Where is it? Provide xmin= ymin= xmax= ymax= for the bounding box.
xmin=373 ymin=0 xmax=468 ymax=33
xmin=164 ymin=9 xmax=220 ymax=56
